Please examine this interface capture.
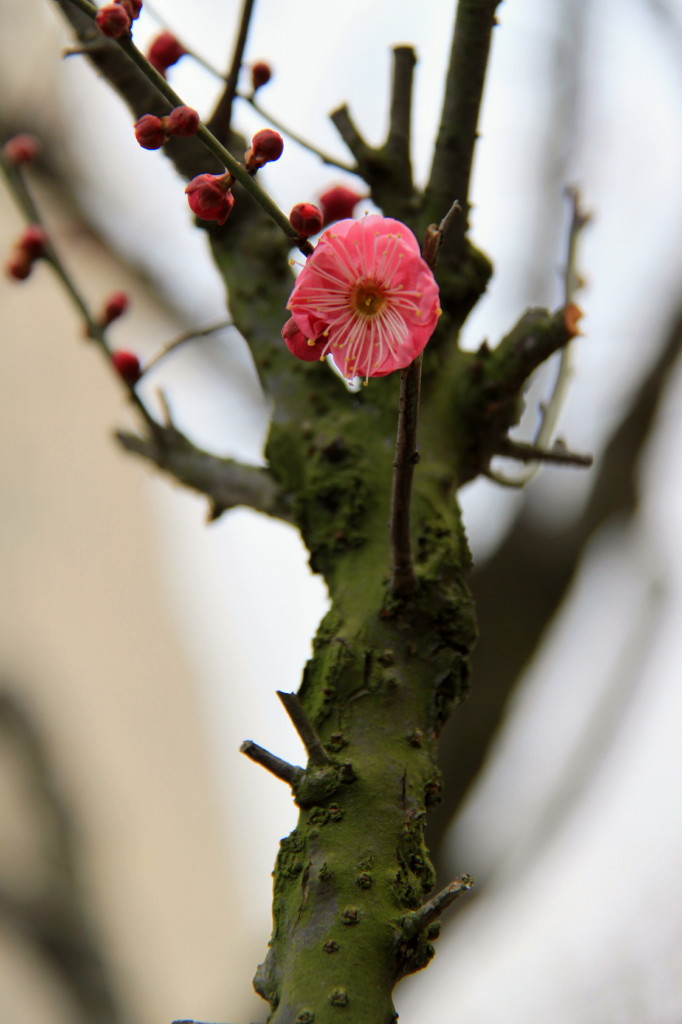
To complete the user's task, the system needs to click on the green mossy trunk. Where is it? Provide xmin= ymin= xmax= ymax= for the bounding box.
xmin=254 ymin=408 xmax=476 ymax=1023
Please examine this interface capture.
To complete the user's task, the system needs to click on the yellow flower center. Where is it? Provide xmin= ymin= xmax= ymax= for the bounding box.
xmin=350 ymin=279 xmax=386 ymax=318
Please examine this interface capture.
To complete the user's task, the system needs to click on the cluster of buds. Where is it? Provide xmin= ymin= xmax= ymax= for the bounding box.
xmin=244 ymin=129 xmax=283 ymax=172
xmin=95 ymin=0 xmax=142 ymax=39
xmin=147 ymin=30 xmax=186 ymax=77
xmin=2 ymin=133 xmax=40 ymax=166
xmin=134 ymin=105 xmax=200 ymax=150
xmin=5 ymin=225 xmax=48 ymax=280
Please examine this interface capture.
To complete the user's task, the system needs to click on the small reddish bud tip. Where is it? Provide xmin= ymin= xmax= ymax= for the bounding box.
xmin=19 ymin=225 xmax=48 ymax=259
xmin=319 ymin=185 xmax=365 ymax=226
xmin=246 ymin=129 xmax=283 ymax=170
xmin=167 ymin=106 xmax=200 ymax=138
xmin=134 ymin=114 xmax=166 ymax=150
xmin=281 ymin=317 xmax=325 ymax=362
xmin=564 ymin=302 xmax=583 ymax=338
xmin=102 ymin=291 xmax=130 ymax=326
xmin=289 ymin=202 xmax=323 ymax=238
xmin=118 ymin=0 xmax=143 ymax=19
xmin=2 ymin=133 xmax=41 ymax=165
xmin=185 ymin=173 xmax=235 ymax=225
xmin=147 ymin=31 xmax=186 ymax=76
xmin=111 ymin=349 xmax=142 ymax=385
xmin=250 ymin=61 xmax=272 ymax=92
xmin=95 ymin=2 xmax=131 ymax=38
xmin=5 ymin=250 xmax=32 ymax=281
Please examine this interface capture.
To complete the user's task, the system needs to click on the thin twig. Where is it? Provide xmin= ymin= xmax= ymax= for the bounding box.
xmin=400 ymin=875 xmax=474 ymax=940
xmin=242 ymin=94 xmax=358 ymax=173
xmin=143 ymin=319 xmax=233 ymax=373
xmin=491 ymin=189 xmax=590 ymax=487
xmin=240 ymin=740 xmax=304 ymax=787
xmin=496 ymin=438 xmax=593 ymax=467
xmin=276 ymin=691 xmax=331 ymax=766
xmin=206 ymin=0 xmax=257 ymax=143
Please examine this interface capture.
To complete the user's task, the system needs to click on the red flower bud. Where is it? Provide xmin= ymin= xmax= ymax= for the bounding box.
xmin=319 ymin=185 xmax=364 ymax=225
xmin=95 ymin=2 xmax=131 ymax=38
xmin=2 ymin=133 xmax=40 ymax=165
xmin=134 ymin=114 xmax=166 ymax=150
xmin=281 ymin=316 xmax=325 ymax=362
xmin=147 ymin=31 xmax=186 ymax=76
xmin=111 ymin=349 xmax=142 ymax=385
xmin=185 ymin=173 xmax=235 ymax=225
xmin=246 ymin=129 xmax=283 ymax=170
xmin=250 ymin=61 xmax=272 ymax=91
xmin=19 ymin=225 xmax=48 ymax=259
xmin=102 ymin=291 xmax=130 ymax=326
xmin=289 ymin=203 xmax=323 ymax=238
xmin=5 ymin=249 xmax=32 ymax=281
xmin=118 ymin=0 xmax=142 ymax=19
xmin=167 ymin=106 xmax=200 ymax=138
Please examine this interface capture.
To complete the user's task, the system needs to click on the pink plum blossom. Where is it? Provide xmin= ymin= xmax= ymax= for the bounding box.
xmin=283 ymin=215 xmax=440 ymax=379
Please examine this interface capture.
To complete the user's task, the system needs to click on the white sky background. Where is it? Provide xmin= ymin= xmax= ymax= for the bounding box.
xmin=43 ymin=0 xmax=682 ymax=1019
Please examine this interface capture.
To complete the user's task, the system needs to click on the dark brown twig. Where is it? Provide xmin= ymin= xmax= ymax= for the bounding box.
xmin=206 ymin=0 xmax=258 ymax=143
xmin=389 ymin=355 xmax=423 ymax=597
xmin=276 ymin=691 xmax=331 ymax=766
xmin=240 ymin=740 xmax=304 ymax=786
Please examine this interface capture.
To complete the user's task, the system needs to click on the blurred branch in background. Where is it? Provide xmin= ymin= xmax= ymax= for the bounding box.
xmin=0 ymin=688 xmax=131 ymax=1024
xmin=429 ymin=303 xmax=682 ymax=877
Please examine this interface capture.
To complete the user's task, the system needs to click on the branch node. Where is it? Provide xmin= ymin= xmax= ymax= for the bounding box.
xmin=276 ymin=691 xmax=331 ymax=766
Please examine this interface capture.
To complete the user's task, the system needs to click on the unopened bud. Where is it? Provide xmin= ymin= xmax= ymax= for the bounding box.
xmin=111 ymin=349 xmax=142 ymax=385
xmin=19 ymin=225 xmax=48 ymax=259
xmin=147 ymin=30 xmax=186 ymax=76
xmin=185 ymin=172 xmax=235 ymax=225
xmin=134 ymin=114 xmax=166 ymax=150
xmin=245 ymin=129 xmax=283 ymax=171
xmin=102 ymin=291 xmax=130 ymax=326
xmin=289 ymin=203 xmax=323 ymax=238
xmin=2 ymin=133 xmax=40 ymax=165
xmin=250 ymin=62 xmax=272 ymax=92
xmin=319 ymin=185 xmax=364 ymax=225
xmin=95 ymin=2 xmax=131 ymax=38
xmin=5 ymin=249 xmax=32 ymax=281
xmin=167 ymin=106 xmax=200 ymax=138
xmin=118 ymin=0 xmax=142 ymax=19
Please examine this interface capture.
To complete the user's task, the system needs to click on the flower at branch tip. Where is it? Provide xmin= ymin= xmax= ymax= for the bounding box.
xmin=284 ymin=215 xmax=441 ymax=380
xmin=95 ymin=3 xmax=131 ymax=38
xmin=289 ymin=203 xmax=323 ymax=238
xmin=101 ymin=291 xmax=130 ymax=326
xmin=167 ymin=106 xmax=200 ymax=138
xmin=250 ymin=61 xmax=272 ymax=92
xmin=319 ymin=185 xmax=365 ymax=226
xmin=134 ymin=114 xmax=166 ymax=150
xmin=147 ymin=30 xmax=186 ymax=76
xmin=2 ymin=133 xmax=40 ymax=165
xmin=111 ymin=349 xmax=142 ymax=385
xmin=185 ymin=172 xmax=235 ymax=225
xmin=245 ymin=129 xmax=283 ymax=171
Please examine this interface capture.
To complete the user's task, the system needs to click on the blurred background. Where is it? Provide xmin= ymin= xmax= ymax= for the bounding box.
xmin=2 ymin=0 xmax=682 ymax=1021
